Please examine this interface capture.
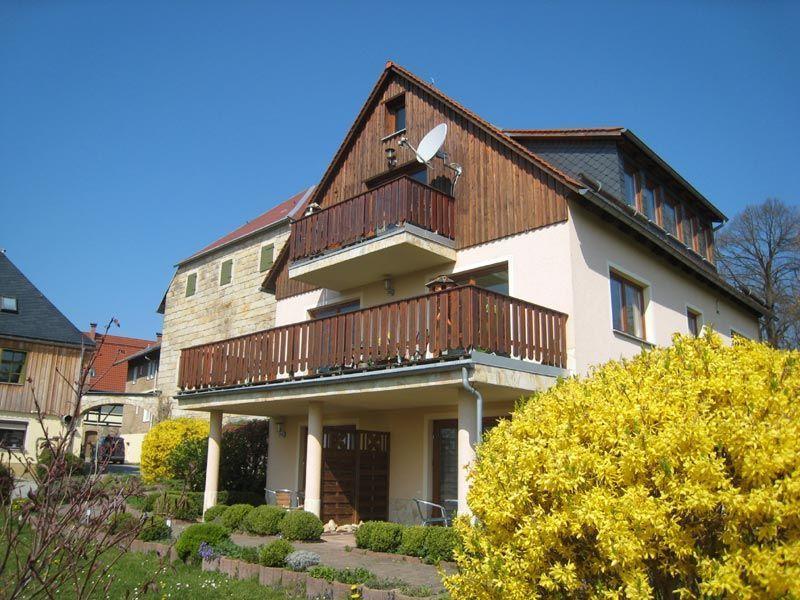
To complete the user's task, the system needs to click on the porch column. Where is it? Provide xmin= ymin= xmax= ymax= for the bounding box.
xmin=203 ymin=410 xmax=223 ymax=513
xmin=457 ymin=390 xmax=478 ymax=517
xmin=304 ymin=402 xmax=323 ymax=517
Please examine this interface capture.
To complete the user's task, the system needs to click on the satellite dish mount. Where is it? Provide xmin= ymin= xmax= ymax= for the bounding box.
xmin=399 ymin=123 xmax=463 ymax=193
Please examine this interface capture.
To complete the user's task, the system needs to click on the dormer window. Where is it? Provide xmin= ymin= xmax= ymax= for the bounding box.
xmin=385 ymin=94 xmax=406 ymax=136
xmin=622 ymin=167 xmax=637 ymax=208
xmin=660 ymin=196 xmax=678 ymax=237
xmin=682 ymin=210 xmax=696 ymax=249
xmin=641 ymin=183 xmax=656 ymax=221
xmin=0 ymin=297 xmax=18 ymax=313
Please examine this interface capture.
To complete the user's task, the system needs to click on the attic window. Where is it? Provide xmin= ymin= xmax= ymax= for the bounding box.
xmin=385 ymin=94 xmax=406 ymax=136
xmin=1 ymin=297 xmax=18 ymax=313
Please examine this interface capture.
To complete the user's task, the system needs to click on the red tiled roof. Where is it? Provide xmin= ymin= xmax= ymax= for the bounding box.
xmin=179 ymin=187 xmax=314 ymax=265
xmin=84 ymin=332 xmax=155 ymax=393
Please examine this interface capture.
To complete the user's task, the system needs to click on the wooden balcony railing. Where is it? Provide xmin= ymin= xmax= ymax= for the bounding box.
xmin=289 ymin=176 xmax=456 ymax=263
xmin=178 ymin=285 xmax=568 ymax=392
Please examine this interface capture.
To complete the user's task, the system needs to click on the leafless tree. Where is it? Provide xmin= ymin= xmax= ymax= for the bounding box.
xmin=716 ymin=198 xmax=800 ymax=348
xmin=0 ymin=319 xmax=173 ymax=599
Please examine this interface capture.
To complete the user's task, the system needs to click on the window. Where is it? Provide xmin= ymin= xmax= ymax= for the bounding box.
xmin=0 ymin=421 xmax=26 ymax=450
xmin=682 ymin=210 xmax=696 ymax=249
xmin=409 ymin=166 xmax=427 ymax=185
xmin=623 ymin=168 xmax=637 ymax=207
xmin=452 ymin=264 xmax=509 ymax=295
xmin=1 ymin=296 xmax=18 ymax=313
xmin=219 ymin=259 xmax=233 ymax=286
xmin=385 ymin=94 xmax=406 ymax=136
xmin=146 ymin=359 xmax=157 ymax=380
xmin=660 ymin=196 xmax=678 ymax=236
xmin=185 ymin=273 xmax=197 ymax=297
xmin=641 ymin=183 xmax=656 ymax=221
xmin=0 ymin=349 xmax=27 ymax=384
xmin=259 ymin=244 xmax=275 ymax=273
xmin=309 ymin=299 xmax=360 ymax=319
xmin=610 ymin=272 xmax=646 ymax=339
xmin=687 ymin=308 xmax=701 ymax=336
xmin=697 ymin=225 xmax=710 ymax=259
xmin=142 ymin=409 xmax=151 ymax=423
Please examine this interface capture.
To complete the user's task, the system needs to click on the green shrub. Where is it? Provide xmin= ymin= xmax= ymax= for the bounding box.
xmin=0 ymin=464 xmax=13 ymax=505
xmin=153 ymin=492 xmax=202 ymax=521
xmin=218 ymin=490 xmax=265 ymax=506
xmin=308 ymin=566 xmax=374 ymax=585
xmin=107 ymin=512 xmax=136 ymax=534
xmin=212 ymin=539 xmax=260 ymax=564
xmin=36 ymin=448 xmax=84 ymax=479
xmin=259 ymin=539 xmax=294 ymax=567
xmin=220 ymin=420 xmax=268 ymax=495
xmin=203 ymin=504 xmax=229 ymax=523
xmin=398 ymin=525 xmax=427 ymax=558
xmin=175 ymin=522 xmax=230 ymax=563
xmin=423 ymin=526 xmax=458 ymax=562
xmin=166 ymin=437 xmax=207 ymax=492
xmin=142 ymin=491 xmax=159 ymax=512
xmin=355 ymin=521 xmax=403 ymax=553
xmin=219 ymin=503 xmax=253 ymax=530
xmin=242 ymin=504 xmax=285 ymax=535
xmin=138 ymin=515 xmax=171 ymax=541
xmin=126 ymin=495 xmax=148 ymax=511
xmin=279 ymin=510 xmax=323 ymax=541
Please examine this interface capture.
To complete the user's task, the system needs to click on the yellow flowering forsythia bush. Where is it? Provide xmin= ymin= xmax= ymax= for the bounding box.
xmin=140 ymin=417 xmax=209 ymax=483
xmin=445 ymin=333 xmax=800 ymax=599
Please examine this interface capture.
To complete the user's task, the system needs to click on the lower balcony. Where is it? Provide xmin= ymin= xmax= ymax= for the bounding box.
xmin=177 ymin=285 xmax=568 ymax=394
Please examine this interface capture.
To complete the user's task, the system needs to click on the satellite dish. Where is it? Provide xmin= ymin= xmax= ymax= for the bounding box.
xmin=415 ymin=124 xmax=448 ymax=163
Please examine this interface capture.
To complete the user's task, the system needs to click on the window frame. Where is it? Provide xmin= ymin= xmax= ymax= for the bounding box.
xmin=451 ymin=262 xmax=510 ymax=296
xmin=640 ymin=179 xmax=657 ymax=222
xmin=308 ymin=298 xmax=361 ymax=320
xmin=622 ymin=164 xmax=638 ymax=208
xmin=384 ymin=93 xmax=406 ymax=137
xmin=0 ymin=348 xmax=28 ymax=385
xmin=185 ymin=272 xmax=198 ymax=298
xmin=686 ymin=306 xmax=703 ymax=337
xmin=0 ymin=296 xmax=18 ymax=313
xmin=658 ymin=192 xmax=679 ymax=237
xmin=0 ymin=420 xmax=27 ymax=451
xmin=609 ymin=270 xmax=648 ymax=340
xmin=219 ymin=259 xmax=234 ymax=287
xmin=259 ymin=244 xmax=275 ymax=273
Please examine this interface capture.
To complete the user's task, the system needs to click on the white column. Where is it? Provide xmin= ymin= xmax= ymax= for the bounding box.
xmin=457 ymin=390 xmax=478 ymax=517
xmin=203 ymin=410 xmax=223 ymax=513
xmin=304 ymin=402 xmax=323 ymax=517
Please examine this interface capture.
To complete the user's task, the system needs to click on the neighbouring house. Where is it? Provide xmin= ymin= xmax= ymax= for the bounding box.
xmin=0 ymin=250 xmax=93 ymax=474
xmin=156 ymin=62 xmax=766 ymax=525
xmin=80 ymin=327 xmax=161 ymax=465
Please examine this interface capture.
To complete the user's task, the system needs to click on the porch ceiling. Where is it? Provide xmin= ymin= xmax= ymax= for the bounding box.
xmin=176 ymin=357 xmax=562 ymax=417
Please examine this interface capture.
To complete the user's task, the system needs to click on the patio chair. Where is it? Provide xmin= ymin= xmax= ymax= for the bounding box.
xmin=266 ymin=488 xmax=304 ymax=510
xmin=413 ymin=498 xmax=453 ymax=527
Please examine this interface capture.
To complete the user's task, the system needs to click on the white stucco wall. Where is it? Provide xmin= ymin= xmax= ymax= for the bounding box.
xmin=567 ymin=200 xmax=760 ymax=375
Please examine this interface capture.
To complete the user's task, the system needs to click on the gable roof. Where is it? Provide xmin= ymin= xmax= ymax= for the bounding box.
xmin=114 ymin=341 xmax=160 ymax=366
xmin=0 ymin=252 xmax=91 ymax=348
xmin=84 ymin=331 xmax=155 ymax=393
xmin=177 ymin=186 xmax=315 ymax=266
xmin=504 ymin=127 xmax=726 ymax=222
xmin=307 ymin=61 xmax=585 ymax=210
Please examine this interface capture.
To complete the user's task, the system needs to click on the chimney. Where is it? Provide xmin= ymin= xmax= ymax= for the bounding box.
xmin=88 ymin=322 xmax=97 ymax=339
xmin=156 ymin=332 xmax=162 ymax=342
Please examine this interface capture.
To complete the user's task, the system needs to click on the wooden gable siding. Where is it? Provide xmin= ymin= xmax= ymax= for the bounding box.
xmin=272 ymin=241 xmax=318 ymax=300
xmin=0 ymin=338 xmax=83 ymax=416
xmin=314 ymin=75 xmax=570 ymax=250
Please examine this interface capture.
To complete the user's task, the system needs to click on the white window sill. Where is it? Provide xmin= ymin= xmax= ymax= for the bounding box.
xmin=613 ymin=329 xmax=655 ymax=348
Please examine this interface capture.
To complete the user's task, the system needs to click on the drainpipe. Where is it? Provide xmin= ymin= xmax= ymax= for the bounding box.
xmin=461 ymin=367 xmax=482 ymax=445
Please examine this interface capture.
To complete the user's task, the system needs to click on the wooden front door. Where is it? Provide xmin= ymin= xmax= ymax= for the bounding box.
xmin=321 ymin=427 xmax=389 ymax=524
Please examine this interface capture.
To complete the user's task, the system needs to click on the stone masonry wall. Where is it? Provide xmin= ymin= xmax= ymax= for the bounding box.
xmin=157 ymin=226 xmax=291 ymax=417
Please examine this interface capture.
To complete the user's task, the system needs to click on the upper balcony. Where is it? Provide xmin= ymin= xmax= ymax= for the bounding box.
xmin=287 ymin=176 xmax=457 ymax=290
xmin=177 ymin=285 xmax=568 ymax=394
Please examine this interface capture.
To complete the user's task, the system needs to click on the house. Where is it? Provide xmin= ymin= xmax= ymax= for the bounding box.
xmin=79 ymin=330 xmax=161 ymax=464
xmin=0 ymin=251 xmax=92 ymax=473
xmin=157 ymin=63 xmax=766 ymax=524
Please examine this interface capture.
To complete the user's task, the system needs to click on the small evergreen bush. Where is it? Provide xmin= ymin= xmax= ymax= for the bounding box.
xmin=423 ymin=527 xmax=458 ymax=562
xmin=153 ymin=492 xmax=202 ymax=521
xmin=212 ymin=539 xmax=260 ymax=564
xmin=308 ymin=566 xmax=374 ymax=585
xmin=398 ymin=525 xmax=427 ymax=557
xmin=355 ymin=521 xmax=403 ymax=553
xmin=175 ymin=522 xmax=230 ymax=563
xmin=203 ymin=504 xmax=229 ymax=523
xmin=259 ymin=539 xmax=294 ymax=567
xmin=137 ymin=515 xmax=171 ymax=541
xmin=107 ymin=512 xmax=136 ymax=534
xmin=219 ymin=503 xmax=253 ymax=530
xmin=279 ymin=510 xmax=324 ymax=541
xmin=243 ymin=504 xmax=286 ymax=535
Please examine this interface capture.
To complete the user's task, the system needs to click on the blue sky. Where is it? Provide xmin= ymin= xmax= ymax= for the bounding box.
xmin=1 ymin=1 xmax=797 ymax=339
